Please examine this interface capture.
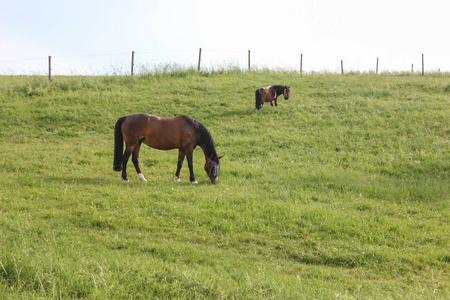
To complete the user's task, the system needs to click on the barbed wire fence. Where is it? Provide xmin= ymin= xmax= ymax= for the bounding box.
xmin=0 ymin=48 xmax=448 ymax=80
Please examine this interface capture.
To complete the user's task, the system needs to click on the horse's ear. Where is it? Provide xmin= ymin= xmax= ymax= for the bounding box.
xmin=219 ymin=155 xmax=224 ymax=160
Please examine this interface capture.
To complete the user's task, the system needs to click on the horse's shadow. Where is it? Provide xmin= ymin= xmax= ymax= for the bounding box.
xmin=43 ymin=175 xmax=219 ymax=186
xmin=207 ymin=107 xmax=256 ymax=119
xmin=42 ymin=176 xmax=118 ymax=186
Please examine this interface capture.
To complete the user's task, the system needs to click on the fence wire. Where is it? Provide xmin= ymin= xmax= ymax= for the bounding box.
xmin=1 ymin=49 xmax=448 ymax=76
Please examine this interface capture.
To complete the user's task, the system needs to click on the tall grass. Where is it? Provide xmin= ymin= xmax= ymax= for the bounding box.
xmin=0 ymin=70 xmax=449 ymax=299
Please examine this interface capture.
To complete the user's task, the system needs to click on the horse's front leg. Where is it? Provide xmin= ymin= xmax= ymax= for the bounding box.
xmin=174 ymin=150 xmax=185 ymax=182
xmin=275 ymin=96 xmax=279 ymax=108
xmin=132 ymin=144 xmax=147 ymax=181
xmin=186 ymin=150 xmax=197 ymax=184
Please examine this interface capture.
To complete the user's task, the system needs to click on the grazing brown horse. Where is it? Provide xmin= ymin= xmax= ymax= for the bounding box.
xmin=114 ymin=113 xmax=222 ymax=183
xmin=255 ymin=85 xmax=290 ymax=109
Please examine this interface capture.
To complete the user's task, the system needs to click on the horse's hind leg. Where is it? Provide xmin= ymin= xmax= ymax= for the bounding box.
xmin=174 ymin=150 xmax=185 ymax=182
xmin=121 ymin=151 xmax=131 ymax=181
xmin=121 ymin=143 xmax=137 ymax=182
xmin=132 ymin=142 xmax=147 ymax=182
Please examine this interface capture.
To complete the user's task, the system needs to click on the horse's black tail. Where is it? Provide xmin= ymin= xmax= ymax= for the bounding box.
xmin=113 ymin=116 xmax=126 ymax=171
xmin=255 ymin=89 xmax=262 ymax=110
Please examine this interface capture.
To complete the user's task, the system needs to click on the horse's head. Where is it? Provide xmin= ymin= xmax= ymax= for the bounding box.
xmin=205 ymin=154 xmax=222 ymax=183
xmin=283 ymin=86 xmax=290 ymax=100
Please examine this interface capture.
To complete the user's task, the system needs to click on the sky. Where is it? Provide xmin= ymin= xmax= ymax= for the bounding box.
xmin=1 ymin=0 xmax=449 ymax=75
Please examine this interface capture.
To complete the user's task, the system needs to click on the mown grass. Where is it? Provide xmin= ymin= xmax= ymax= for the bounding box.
xmin=0 ymin=70 xmax=449 ymax=299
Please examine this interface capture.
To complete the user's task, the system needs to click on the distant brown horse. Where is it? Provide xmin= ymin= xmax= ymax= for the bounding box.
xmin=255 ymin=85 xmax=290 ymax=109
xmin=114 ymin=113 xmax=222 ymax=183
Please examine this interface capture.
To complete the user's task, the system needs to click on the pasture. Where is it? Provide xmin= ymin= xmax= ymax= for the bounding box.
xmin=0 ymin=70 xmax=449 ymax=299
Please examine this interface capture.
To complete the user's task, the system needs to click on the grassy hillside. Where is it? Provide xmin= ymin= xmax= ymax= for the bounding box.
xmin=0 ymin=70 xmax=449 ymax=299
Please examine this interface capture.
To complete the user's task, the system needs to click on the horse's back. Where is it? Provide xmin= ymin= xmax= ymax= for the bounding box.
xmin=256 ymin=87 xmax=266 ymax=94
xmin=121 ymin=113 xmax=153 ymax=134
xmin=121 ymin=113 xmax=196 ymax=150
xmin=259 ymin=87 xmax=274 ymax=100
xmin=147 ymin=116 xmax=198 ymax=150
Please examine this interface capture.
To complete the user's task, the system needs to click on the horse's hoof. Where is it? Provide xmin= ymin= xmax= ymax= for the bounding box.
xmin=174 ymin=176 xmax=181 ymax=182
xmin=191 ymin=180 xmax=198 ymax=184
xmin=138 ymin=173 xmax=147 ymax=182
xmin=123 ymin=178 xmax=129 ymax=182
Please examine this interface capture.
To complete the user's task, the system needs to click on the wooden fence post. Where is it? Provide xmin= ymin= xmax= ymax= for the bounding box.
xmin=131 ymin=51 xmax=135 ymax=76
xmin=411 ymin=64 xmax=414 ymax=73
xmin=198 ymin=48 xmax=202 ymax=71
xmin=48 ymin=56 xmax=52 ymax=81
xmin=341 ymin=60 xmax=344 ymax=75
xmin=248 ymin=50 xmax=251 ymax=71
xmin=421 ymin=54 xmax=424 ymax=75
xmin=376 ymin=57 xmax=379 ymax=74
xmin=300 ymin=53 xmax=303 ymax=75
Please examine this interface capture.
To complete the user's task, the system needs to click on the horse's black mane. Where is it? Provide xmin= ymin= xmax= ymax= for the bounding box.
xmin=271 ymin=85 xmax=288 ymax=94
xmin=181 ymin=115 xmax=217 ymax=158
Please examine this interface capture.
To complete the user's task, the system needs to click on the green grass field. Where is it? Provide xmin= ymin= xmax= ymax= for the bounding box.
xmin=0 ymin=70 xmax=449 ymax=299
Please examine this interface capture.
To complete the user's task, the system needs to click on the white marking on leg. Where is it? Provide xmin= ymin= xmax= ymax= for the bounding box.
xmin=138 ymin=173 xmax=147 ymax=182
xmin=191 ymin=180 xmax=198 ymax=184
xmin=174 ymin=176 xmax=181 ymax=182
